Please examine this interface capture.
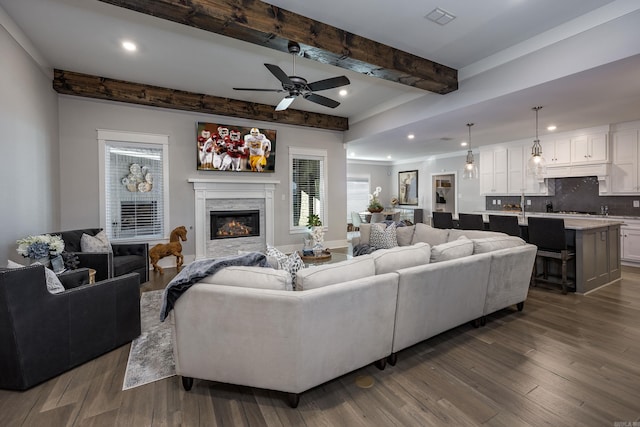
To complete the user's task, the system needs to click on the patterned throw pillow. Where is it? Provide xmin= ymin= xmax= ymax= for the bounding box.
xmin=266 ymin=245 xmax=304 ymax=288
xmin=80 ymin=230 xmax=113 ymax=253
xmin=369 ymin=222 xmax=398 ymax=249
xmin=7 ymin=259 xmax=65 ymax=294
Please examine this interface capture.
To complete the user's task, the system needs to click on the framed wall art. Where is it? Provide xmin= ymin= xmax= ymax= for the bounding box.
xmin=196 ymin=122 xmax=277 ymax=172
xmin=398 ymin=170 xmax=419 ymax=205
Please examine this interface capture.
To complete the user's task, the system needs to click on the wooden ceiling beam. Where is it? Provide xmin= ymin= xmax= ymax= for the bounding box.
xmin=97 ymin=0 xmax=458 ymax=94
xmin=53 ymin=69 xmax=349 ymax=131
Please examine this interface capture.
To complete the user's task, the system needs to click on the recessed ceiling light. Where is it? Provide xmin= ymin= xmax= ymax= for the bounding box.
xmin=339 ymin=89 xmax=348 ymax=97
xmin=386 ymin=155 xmax=392 ymax=159
xmin=547 ymin=125 xmax=557 ymax=131
xmin=122 ymin=41 xmax=137 ymax=52
xmin=461 ymin=141 xmax=468 ymax=147
xmin=407 ymin=134 xmax=415 ymax=140
xmin=349 ymin=151 xmax=355 ymax=157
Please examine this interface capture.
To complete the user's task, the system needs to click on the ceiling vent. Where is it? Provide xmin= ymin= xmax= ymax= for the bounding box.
xmin=425 ymin=8 xmax=456 ymax=26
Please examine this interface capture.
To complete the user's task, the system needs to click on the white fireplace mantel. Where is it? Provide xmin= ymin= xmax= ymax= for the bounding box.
xmin=188 ymin=178 xmax=280 ymax=259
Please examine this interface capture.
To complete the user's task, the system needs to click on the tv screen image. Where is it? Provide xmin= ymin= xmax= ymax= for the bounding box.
xmin=196 ymin=122 xmax=276 ymax=173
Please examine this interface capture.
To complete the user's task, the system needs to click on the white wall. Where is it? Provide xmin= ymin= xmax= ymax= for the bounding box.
xmin=346 ymin=161 xmax=392 ymax=209
xmin=0 ymin=24 xmax=59 ymax=264
xmin=58 ymin=96 xmax=347 ymax=257
xmin=385 ymin=154 xmax=484 ymax=218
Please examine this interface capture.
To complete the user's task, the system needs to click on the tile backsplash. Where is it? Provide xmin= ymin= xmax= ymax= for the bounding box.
xmin=485 ymin=176 xmax=640 ymax=217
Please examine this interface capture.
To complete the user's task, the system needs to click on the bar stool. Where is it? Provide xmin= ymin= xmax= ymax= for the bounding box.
xmin=432 ymin=211 xmax=454 ymax=229
xmin=527 ymin=217 xmax=575 ymax=294
xmin=489 ymin=215 xmax=521 ymax=237
xmin=458 ymin=213 xmax=485 ymax=230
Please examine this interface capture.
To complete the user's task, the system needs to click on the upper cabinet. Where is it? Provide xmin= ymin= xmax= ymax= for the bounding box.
xmin=541 ymin=138 xmax=571 ymax=166
xmin=507 ymin=145 xmax=552 ymax=195
xmin=479 ymin=148 xmax=507 ymax=195
xmin=611 ymin=129 xmax=640 ymax=194
xmin=571 ymin=133 xmax=608 ymax=164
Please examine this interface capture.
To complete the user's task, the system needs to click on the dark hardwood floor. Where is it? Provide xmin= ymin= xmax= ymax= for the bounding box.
xmin=2 ymin=265 xmax=639 ymax=426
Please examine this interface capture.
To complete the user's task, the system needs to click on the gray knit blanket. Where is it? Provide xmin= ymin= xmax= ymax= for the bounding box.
xmin=160 ymin=252 xmax=270 ymax=321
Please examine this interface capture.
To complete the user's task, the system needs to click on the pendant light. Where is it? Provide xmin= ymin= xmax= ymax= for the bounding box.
xmin=527 ymin=106 xmax=547 ymax=178
xmin=462 ymin=123 xmax=478 ymax=180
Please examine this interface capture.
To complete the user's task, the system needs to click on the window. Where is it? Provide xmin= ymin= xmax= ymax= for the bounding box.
xmin=289 ymin=147 xmax=327 ymax=232
xmin=347 ymin=176 xmax=370 ymax=221
xmin=98 ymin=130 xmax=169 ymax=241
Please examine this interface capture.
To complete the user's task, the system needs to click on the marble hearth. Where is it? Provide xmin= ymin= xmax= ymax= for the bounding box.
xmin=189 ymin=178 xmax=279 ymax=259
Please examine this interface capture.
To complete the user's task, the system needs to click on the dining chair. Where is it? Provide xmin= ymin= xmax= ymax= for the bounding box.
xmin=458 ymin=213 xmax=485 ymax=230
xmin=432 ymin=211 xmax=454 ymax=229
xmin=489 ymin=215 xmax=521 ymax=237
xmin=527 ymin=217 xmax=575 ymax=294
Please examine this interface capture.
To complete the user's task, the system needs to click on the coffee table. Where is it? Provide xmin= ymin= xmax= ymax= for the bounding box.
xmin=301 ymin=251 xmax=349 ymax=266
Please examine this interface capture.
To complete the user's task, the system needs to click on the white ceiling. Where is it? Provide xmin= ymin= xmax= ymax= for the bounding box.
xmin=2 ymin=0 xmax=640 ymax=162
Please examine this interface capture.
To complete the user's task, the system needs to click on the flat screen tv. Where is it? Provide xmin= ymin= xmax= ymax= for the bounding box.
xmin=196 ymin=121 xmax=276 ymax=173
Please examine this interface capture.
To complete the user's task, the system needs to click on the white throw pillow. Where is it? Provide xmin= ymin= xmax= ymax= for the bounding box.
xmin=372 ymin=242 xmax=431 ymax=275
xmin=411 ymin=223 xmax=449 ymax=246
xmin=7 ymin=259 xmax=65 ymax=294
xmin=396 ymin=225 xmax=416 ymax=246
xmin=80 ymin=230 xmax=112 ymax=253
xmin=295 ymin=255 xmax=375 ymax=291
xmin=200 ymin=266 xmax=292 ymax=291
xmin=430 ymin=237 xmax=474 ymax=263
xmin=369 ymin=222 xmax=398 ymax=249
xmin=472 ymin=236 xmax=526 ymax=254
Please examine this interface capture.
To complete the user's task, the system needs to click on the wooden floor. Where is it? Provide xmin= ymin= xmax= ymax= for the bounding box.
xmin=2 ymin=266 xmax=640 ymax=426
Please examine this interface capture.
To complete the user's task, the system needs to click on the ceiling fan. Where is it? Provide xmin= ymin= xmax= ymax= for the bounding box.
xmin=233 ymin=41 xmax=350 ymax=111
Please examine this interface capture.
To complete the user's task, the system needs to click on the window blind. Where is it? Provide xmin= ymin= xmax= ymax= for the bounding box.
xmin=104 ymin=142 xmax=165 ymax=240
xmin=347 ymin=177 xmax=370 ymax=220
xmin=292 ymin=156 xmax=326 ymax=228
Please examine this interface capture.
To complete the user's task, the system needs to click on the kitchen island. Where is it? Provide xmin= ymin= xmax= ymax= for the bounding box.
xmin=475 ymin=212 xmax=622 ymax=293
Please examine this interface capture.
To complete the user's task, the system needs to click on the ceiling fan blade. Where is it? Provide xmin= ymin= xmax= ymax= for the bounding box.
xmin=304 ymin=93 xmax=340 ymax=109
xmin=275 ymin=96 xmax=296 ymax=111
xmin=233 ymin=87 xmax=286 ymax=92
xmin=265 ymin=64 xmax=294 ymax=86
xmin=307 ymin=76 xmax=350 ymax=92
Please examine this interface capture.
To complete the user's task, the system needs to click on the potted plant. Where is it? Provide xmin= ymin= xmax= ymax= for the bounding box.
xmin=368 ymin=187 xmax=384 ymax=213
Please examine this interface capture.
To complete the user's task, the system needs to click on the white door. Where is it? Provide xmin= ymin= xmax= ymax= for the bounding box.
xmin=611 ymin=130 xmax=638 ymax=193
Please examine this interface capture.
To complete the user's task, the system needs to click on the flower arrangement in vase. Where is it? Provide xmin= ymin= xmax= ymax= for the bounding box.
xmin=16 ymin=234 xmax=65 ymax=265
xmin=368 ymin=186 xmax=384 ymax=213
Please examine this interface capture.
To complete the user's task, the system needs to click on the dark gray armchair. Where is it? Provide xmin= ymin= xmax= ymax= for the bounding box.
xmin=0 ymin=264 xmax=141 ymax=390
xmin=54 ymin=228 xmax=149 ymax=283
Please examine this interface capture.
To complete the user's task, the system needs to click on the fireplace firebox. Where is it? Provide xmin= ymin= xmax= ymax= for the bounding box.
xmin=210 ymin=210 xmax=260 ymax=240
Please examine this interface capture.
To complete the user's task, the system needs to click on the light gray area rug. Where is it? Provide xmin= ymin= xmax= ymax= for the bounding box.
xmin=122 ymin=290 xmax=175 ymax=390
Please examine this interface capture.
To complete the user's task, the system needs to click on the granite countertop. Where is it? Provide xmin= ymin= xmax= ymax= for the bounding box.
xmin=472 ymin=210 xmax=625 ymax=230
xmin=474 ymin=210 xmax=640 ymax=221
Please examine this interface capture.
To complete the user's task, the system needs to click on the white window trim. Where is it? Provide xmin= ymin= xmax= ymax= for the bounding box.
xmin=97 ymin=129 xmax=170 ymax=241
xmin=289 ymin=146 xmax=328 ymax=234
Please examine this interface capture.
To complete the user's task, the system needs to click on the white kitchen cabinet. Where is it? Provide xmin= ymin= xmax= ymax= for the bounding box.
xmin=507 ymin=146 xmax=552 ymax=195
xmin=611 ymin=129 xmax=640 ymax=193
xmin=571 ymin=133 xmax=608 ymax=164
xmin=541 ymin=138 xmax=571 ymax=166
xmin=480 ymin=148 xmax=507 ymax=194
xmin=621 ymin=225 xmax=640 ymax=263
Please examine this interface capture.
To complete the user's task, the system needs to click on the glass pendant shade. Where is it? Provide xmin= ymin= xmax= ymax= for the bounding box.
xmin=463 ymin=150 xmax=478 ymax=179
xmin=527 ymin=106 xmax=546 ymax=179
xmin=462 ymin=123 xmax=477 ymax=180
xmin=527 ymin=139 xmax=547 ymax=178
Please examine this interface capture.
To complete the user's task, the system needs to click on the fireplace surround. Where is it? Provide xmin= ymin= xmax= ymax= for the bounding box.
xmin=189 ymin=178 xmax=279 ymax=259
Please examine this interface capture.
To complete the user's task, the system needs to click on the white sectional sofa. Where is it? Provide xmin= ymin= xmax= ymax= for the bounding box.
xmin=170 ymin=223 xmax=537 ymax=407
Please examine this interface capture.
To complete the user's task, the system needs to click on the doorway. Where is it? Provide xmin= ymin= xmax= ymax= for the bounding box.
xmin=431 ymin=172 xmax=457 ymax=216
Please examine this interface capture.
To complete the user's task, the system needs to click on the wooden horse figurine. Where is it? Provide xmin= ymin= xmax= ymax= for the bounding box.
xmin=149 ymin=226 xmax=187 ymax=274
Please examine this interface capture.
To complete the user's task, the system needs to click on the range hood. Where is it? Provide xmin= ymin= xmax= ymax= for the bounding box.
xmin=545 ymin=164 xmax=610 ymax=194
